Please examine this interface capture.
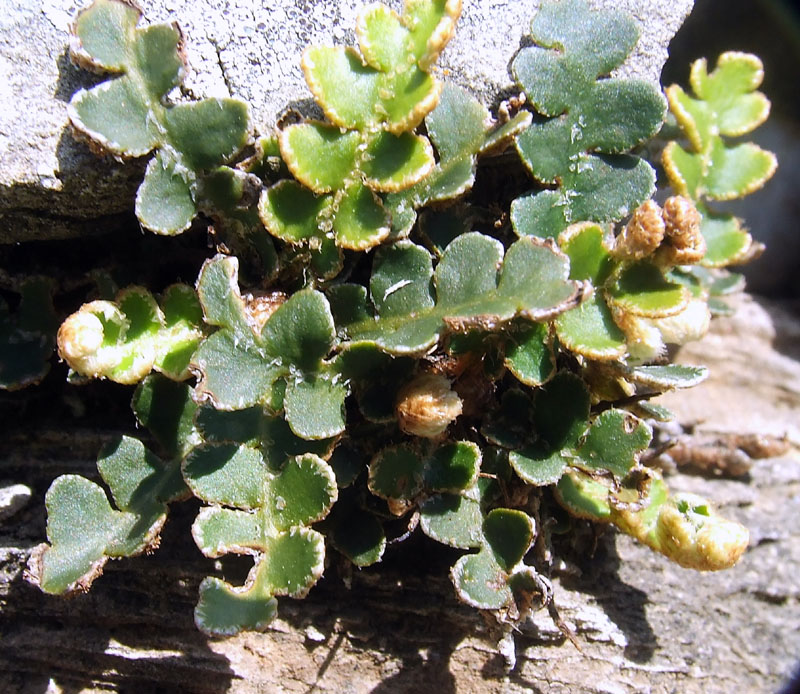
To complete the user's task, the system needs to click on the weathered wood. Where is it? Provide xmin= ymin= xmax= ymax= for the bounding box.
xmin=1 ymin=295 xmax=799 ymax=693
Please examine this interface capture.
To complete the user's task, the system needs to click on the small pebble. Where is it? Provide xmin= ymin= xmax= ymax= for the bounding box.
xmin=0 ymin=483 xmax=32 ymax=522
xmin=304 ymin=625 xmax=326 ymax=643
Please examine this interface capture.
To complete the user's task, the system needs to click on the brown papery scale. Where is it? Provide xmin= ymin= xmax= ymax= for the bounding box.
xmin=395 ymin=373 xmax=463 ymax=438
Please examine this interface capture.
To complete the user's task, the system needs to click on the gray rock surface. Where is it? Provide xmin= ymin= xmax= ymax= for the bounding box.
xmin=0 ymin=0 xmax=693 ymax=243
xmin=661 ymin=293 xmax=800 ymax=445
xmin=0 ymin=484 xmax=31 ymax=523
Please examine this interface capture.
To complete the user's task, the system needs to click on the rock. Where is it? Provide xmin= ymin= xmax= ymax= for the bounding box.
xmin=1 ymin=436 xmax=798 ymax=693
xmin=661 ymin=293 xmax=800 ymax=445
xmin=0 ymin=0 xmax=693 ymax=243
xmin=0 ymin=483 xmax=31 ymax=523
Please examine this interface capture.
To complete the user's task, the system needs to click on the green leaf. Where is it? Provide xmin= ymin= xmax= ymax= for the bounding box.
xmin=509 ymin=445 xmax=569 ymax=486
xmin=484 ymin=509 xmax=535 ymax=571
xmin=511 ymin=0 xmax=664 ymax=237
xmin=614 ymin=477 xmax=749 ymax=571
xmin=450 ymin=508 xmax=535 ymax=610
xmin=332 ymin=182 xmax=391 ymax=250
xmin=283 ymin=377 xmax=347 ymax=440
xmin=404 ymin=0 xmax=461 ymax=69
xmin=195 ymin=527 xmax=324 ymax=634
xmin=378 ymin=66 xmax=439 ymax=133
xmin=0 ymin=278 xmax=57 ymax=390
xmin=344 ymin=234 xmax=578 ymax=355
xmin=420 ymin=494 xmax=483 ymax=550
xmin=30 ymin=436 xmax=185 ymax=595
xmin=556 ymin=464 xmax=749 ymax=571
xmin=555 ymin=468 xmax=611 ymax=521
xmin=705 ymin=139 xmax=778 ymax=201
xmin=261 ymin=290 xmax=336 ymax=372
xmin=627 ymin=364 xmax=708 ymax=390
xmin=186 ymin=449 xmax=336 ymax=531
xmin=72 ymin=0 xmax=141 ymax=70
xmin=195 ymin=406 xmax=335 ymax=468
xmin=310 ymin=235 xmax=345 ymax=280
xmin=279 ymin=123 xmax=361 ymax=194
xmin=510 ymin=190 xmax=568 ymax=239
xmin=184 ymin=444 xmax=264 ymax=509
xmin=195 ymin=576 xmax=278 ymax=636
xmin=302 ymin=47 xmax=381 ymax=130
xmin=533 ymin=371 xmax=590 ymax=450
xmin=325 ymin=495 xmax=386 ymax=567
xmin=574 ymin=409 xmax=651 ymax=479
xmin=559 ymin=222 xmax=614 ymax=284
xmin=192 ymin=257 xmax=345 ymax=438
xmin=68 ymin=0 xmax=251 ymax=235
xmin=606 ymin=262 xmax=689 ymax=318
xmin=285 ymin=1 xmax=461 ymax=259
xmin=164 ymin=99 xmax=251 ymax=171
xmin=132 ymin=375 xmax=198 ymax=459
xmin=135 ymin=150 xmax=196 ymax=235
xmin=662 ymin=142 xmax=704 ymax=198
xmin=362 ymin=131 xmax=434 ymax=192
xmin=386 ymin=85 xmax=532 ymax=229
xmin=191 ymin=332 xmax=285 ymax=411
xmin=554 ymin=294 xmax=627 ymax=360
xmin=663 ymin=52 xmax=776 ymax=271
xmin=356 ymin=4 xmax=408 ymax=72
xmin=369 ymin=441 xmax=480 ymax=510
xmin=451 ymin=551 xmax=513 ymax=609
xmin=70 ymin=77 xmax=159 ymax=156
xmin=368 ymin=446 xmax=422 ymax=506
xmin=699 ymin=211 xmax=753 ymax=267
xmin=187 ymin=447 xmax=336 ymax=634
xmin=504 ymin=321 xmax=556 ymax=387
xmin=634 ymin=401 xmax=675 ymax=422
xmin=57 ymin=284 xmax=203 ymax=385
xmin=567 ymin=155 xmax=657 ymax=225
xmin=259 ymin=180 xmax=333 ymax=244
xmin=689 ymin=52 xmax=770 ymax=136
xmin=370 ymin=240 xmax=435 ymax=319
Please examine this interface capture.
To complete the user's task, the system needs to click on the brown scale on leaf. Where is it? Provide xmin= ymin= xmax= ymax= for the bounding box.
xmin=243 ymin=291 xmax=287 ymax=333
xmin=424 ymin=349 xmax=496 ymax=418
xmin=395 ymin=373 xmax=463 ymax=439
xmin=656 ymin=195 xmax=706 ymax=265
xmin=614 ymin=196 xmax=706 ymax=266
xmin=614 ymin=199 xmax=664 ymax=260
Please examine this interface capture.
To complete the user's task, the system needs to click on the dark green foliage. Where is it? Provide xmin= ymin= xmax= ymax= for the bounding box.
xmin=334 ymin=233 xmax=579 ymax=356
xmin=0 ymin=278 xmax=58 ymax=390
xmin=511 ymin=0 xmax=665 ymax=238
xmin=28 ymin=377 xmax=194 ymax=594
xmin=69 ymin=0 xmax=251 ymax=234
xmin=27 ymin=0 xmax=765 ymax=639
xmin=191 ymin=255 xmax=346 ymax=440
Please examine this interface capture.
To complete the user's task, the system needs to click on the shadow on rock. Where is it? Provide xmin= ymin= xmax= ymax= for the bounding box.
xmin=558 ymin=529 xmax=658 ymax=663
xmin=0 ymin=500 xmax=236 ymax=694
